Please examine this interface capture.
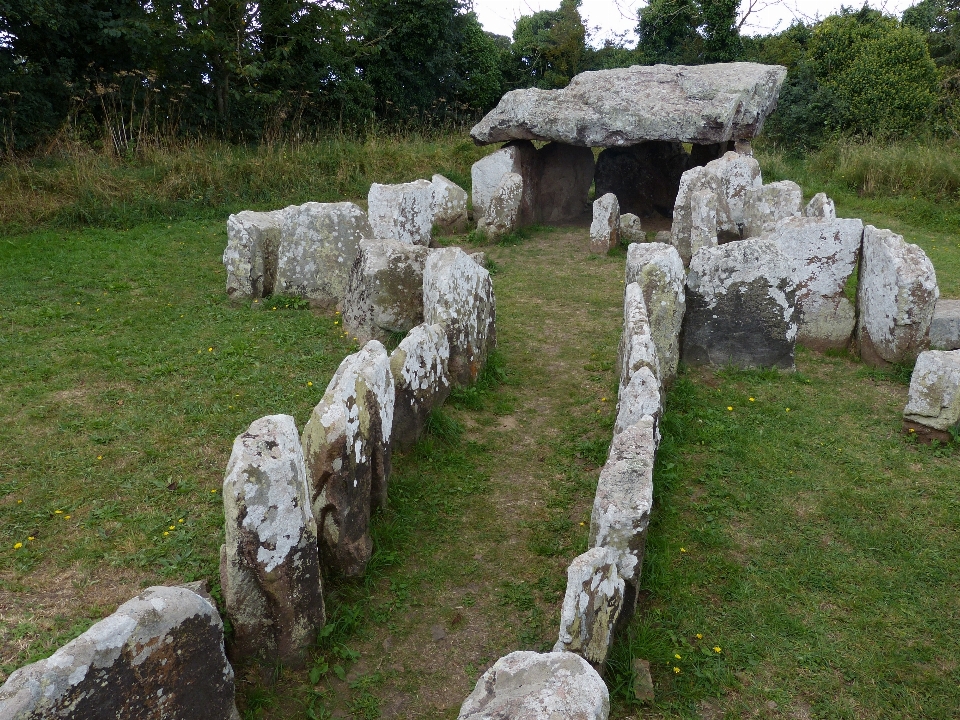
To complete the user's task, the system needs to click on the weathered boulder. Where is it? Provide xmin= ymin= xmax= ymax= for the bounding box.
xmin=0 ymin=587 xmax=238 ymax=720
xmin=471 ymin=63 xmax=787 ymax=147
xmin=302 ymin=342 xmax=394 ymax=577
xmin=682 ymin=238 xmax=798 ymax=369
xmin=766 ymin=217 xmax=864 ymax=350
xmin=389 ymin=323 xmax=452 ymax=449
xmin=367 ymin=180 xmax=434 ymax=246
xmin=220 ymin=415 xmax=324 ymax=667
xmin=537 ymin=142 xmax=595 ymax=223
xmin=804 ymin=192 xmax=836 ymax=219
xmin=553 ymin=547 xmax=624 ymax=667
xmin=458 ymin=651 xmax=609 ymax=720
xmin=857 ymin=226 xmax=939 ymax=366
xmin=625 ymin=242 xmax=686 ymax=386
xmin=671 ymin=165 xmax=720 ymax=266
xmin=590 ymin=193 xmax=620 ymax=253
xmin=224 ymin=210 xmax=282 ymax=300
xmin=471 ymin=141 xmax=537 ymax=224
xmin=424 ymin=248 xmax=497 ymax=387
xmin=654 ymin=230 xmax=672 ymax=244
xmin=431 ymin=174 xmax=468 ymax=233
xmin=477 ymin=172 xmax=523 ymax=239
xmin=903 ymin=350 xmax=960 ymax=431
xmin=930 ymin=300 xmax=960 ymax=350
xmin=342 ymin=239 xmax=430 ymax=344
xmin=620 ymin=214 xmax=645 ymax=244
xmin=708 ymin=151 xmax=763 ymax=241
xmin=276 ymin=202 xmax=372 ymax=306
xmin=742 ymin=180 xmax=803 ymax=238
xmin=594 ymin=142 xmax=691 ymax=218
xmin=619 ymin=282 xmax=661 ymax=388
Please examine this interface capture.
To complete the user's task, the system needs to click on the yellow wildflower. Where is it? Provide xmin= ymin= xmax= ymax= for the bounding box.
xmin=673 ymin=667 xmax=681 ymax=674
xmin=714 ymin=646 xmax=722 ymax=653
xmin=674 ymin=654 xmax=682 ymax=660
xmin=13 ymin=542 xmax=22 ymax=550
xmin=696 ymin=633 xmax=703 ymax=639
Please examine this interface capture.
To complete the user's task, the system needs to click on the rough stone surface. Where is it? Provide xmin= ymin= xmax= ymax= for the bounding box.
xmin=683 ymin=238 xmax=798 ymax=369
xmin=224 ymin=210 xmax=282 ymax=300
xmin=615 ymin=366 xmax=662 ymax=438
xmin=620 ymin=214 xmax=645 ymax=244
xmin=903 ymin=350 xmax=960 ymax=431
xmin=431 ymin=174 xmax=469 ymax=233
xmin=553 ymin=547 xmax=624 ymax=667
xmin=619 ymin=282 xmax=662 ymax=388
xmin=276 ymin=202 xmax=373 ymax=305
xmin=626 ymin=242 xmax=686 ymax=386
xmin=423 ymin=248 xmax=497 ymax=386
xmin=671 ymin=164 xmax=719 ymax=265
xmin=477 ymin=172 xmax=523 ymax=239
xmin=367 ymin=180 xmax=434 ymax=246
xmin=804 ymin=192 xmax=836 ymax=219
xmin=708 ymin=152 xmax=763 ymax=241
xmin=220 ymin=415 xmax=324 ymax=667
xmin=766 ymin=217 xmax=864 ymax=350
xmin=743 ymin=181 xmax=803 ymax=238
xmin=590 ymin=193 xmax=620 ymax=253
xmin=389 ymin=323 xmax=452 ymax=449
xmin=632 ymin=659 xmax=655 ymax=703
xmin=930 ymin=300 xmax=960 ymax=350
xmin=536 ymin=142 xmax=595 ymax=223
xmin=689 ymin=188 xmax=719 ymax=259
xmin=0 ymin=587 xmax=239 ymax=720
xmin=594 ymin=142 xmax=691 ymax=218
xmin=302 ymin=342 xmax=394 ymax=576
xmin=458 ymin=651 xmax=609 ymax=720
xmin=654 ymin=230 xmax=672 ymax=244
xmin=471 ymin=141 xmax=537 ymax=224
xmin=471 ymin=63 xmax=787 ymax=147
xmin=857 ymin=226 xmax=939 ymax=366
xmin=343 ymin=239 xmax=430 ymax=343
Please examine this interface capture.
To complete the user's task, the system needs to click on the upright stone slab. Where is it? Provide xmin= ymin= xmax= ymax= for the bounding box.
xmin=766 ymin=216 xmax=864 ymax=350
xmin=430 ymin=174 xmax=468 ymax=233
xmin=471 ymin=140 xmax=537 ymax=224
xmin=742 ymin=181 xmax=803 ymax=238
xmin=367 ymin=179 xmax=434 ymax=246
xmin=625 ymin=242 xmax=686 ymax=386
xmin=903 ymin=350 xmax=960 ymax=431
xmin=615 ymin=366 xmax=662 ymax=439
xmin=342 ymin=239 xmax=430 ymax=344
xmin=682 ymin=238 xmax=798 ymax=369
xmin=619 ymin=282 xmax=661 ymax=388
xmin=477 ymin=172 xmax=522 ymax=239
xmin=707 ymin=151 xmax=762 ymax=241
xmin=423 ymin=248 xmax=497 ymax=387
xmin=389 ymin=323 xmax=452 ymax=449
xmin=590 ymin=193 xmax=620 ymax=253
xmin=276 ymin=202 xmax=372 ymax=305
xmin=220 ymin=415 xmax=324 ymax=667
xmin=689 ymin=188 xmax=718 ymax=258
xmin=536 ymin=142 xmax=595 ymax=223
xmin=458 ymin=651 xmax=609 ymax=720
xmin=930 ymin=300 xmax=960 ymax=350
xmin=0 ymin=587 xmax=238 ymax=720
xmin=620 ymin=214 xmax=645 ymax=244
xmin=224 ymin=210 xmax=282 ymax=300
xmin=857 ymin=226 xmax=939 ymax=366
xmin=553 ymin=547 xmax=624 ymax=667
xmin=594 ymin=142 xmax=691 ymax=218
xmin=804 ymin=192 xmax=836 ymax=219
xmin=301 ymin=342 xmax=394 ymax=577
xmin=671 ymin=165 xmax=720 ymax=266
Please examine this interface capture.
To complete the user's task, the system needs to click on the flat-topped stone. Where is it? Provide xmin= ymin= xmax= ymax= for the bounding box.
xmin=930 ymin=300 xmax=960 ymax=350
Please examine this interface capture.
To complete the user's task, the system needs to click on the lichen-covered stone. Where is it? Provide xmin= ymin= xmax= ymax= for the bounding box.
xmin=903 ymin=350 xmax=960 ymax=431
xmin=224 ymin=210 xmax=282 ymax=300
xmin=671 ymin=164 xmax=720 ymax=266
xmin=471 ymin=141 xmax=537 ymax=224
xmin=458 ymin=651 xmax=609 ymax=720
xmin=343 ymin=239 xmax=430 ymax=343
xmin=804 ymin=192 xmax=836 ymax=219
xmin=930 ymin=300 xmax=960 ymax=350
xmin=742 ymin=180 xmax=803 ymax=238
xmin=431 ymin=174 xmax=468 ymax=233
xmin=367 ymin=180 xmax=434 ymax=246
xmin=619 ymin=282 xmax=661 ymax=388
xmin=220 ymin=415 xmax=324 ymax=667
xmin=708 ymin=151 xmax=762 ymax=241
xmin=302 ymin=342 xmax=394 ymax=576
xmin=477 ymin=172 xmax=522 ymax=239
xmin=682 ymin=238 xmax=798 ymax=369
xmin=625 ymin=242 xmax=686 ymax=386
xmin=620 ymin=214 xmax=645 ymax=244
xmin=276 ymin=202 xmax=372 ymax=305
xmin=0 ymin=587 xmax=238 ymax=720
xmin=553 ymin=547 xmax=624 ymax=667
xmin=423 ymin=248 xmax=496 ymax=387
xmin=536 ymin=142 xmax=595 ymax=223
xmin=857 ymin=226 xmax=939 ymax=366
xmin=689 ymin=188 xmax=718 ymax=258
xmin=389 ymin=323 xmax=452 ymax=449
xmin=594 ymin=142 xmax=691 ymax=218
xmin=590 ymin=193 xmax=620 ymax=253
xmin=615 ymin=366 xmax=662 ymax=439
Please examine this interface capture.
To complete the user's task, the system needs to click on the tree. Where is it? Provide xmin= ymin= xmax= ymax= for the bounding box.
xmin=509 ymin=0 xmax=587 ymax=89
xmin=635 ymin=0 xmax=743 ymax=65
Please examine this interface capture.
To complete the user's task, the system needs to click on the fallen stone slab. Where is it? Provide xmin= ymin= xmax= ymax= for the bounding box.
xmin=220 ymin=414 xmax=325 ymax=668
xmin=743 ymin=180 xmax=803 ymax=238
xmin=537 ymin=142 xmax=595 ymax=223
xmin=368 ymin=179 xmax=434 ymax=246
xmin=471 ymin=141 xmax=537 ymax=224
xmin=929 ymin=300 xmax=960 ymax=350
xmin=619 ymin=282 xmax=662 ymax=388
xmin=903 ymin=350 xmax=960 ymax=432
xmin=0 ymin=586 xmax=239 ymax=720
xmin=477 ymin=172 xmax=523 ymax=239
xmin=804 ymin=192 xmax=836 ymax=219
xmin=390 ymin=323 xmax=452 ymax=449
xmin=471 ymin=63 xmax=787 ymax=147
xmin=458 ymin=651 xmax=609 ymax=720
xmin=620 ymin=214 xmax=645 ymax=244
xmin=857 ymin=226 xmax=939 ymax=366
xmin=224 ymin=210 xmax=282 ymax=300
xmin=590 ymin=193 xmax=620 ymax=253
xmin=594 ymin=142 xmax=691 ymax=218
xmin=682 ymin=238 xmax=798 ymax=369
xmin=431 ymin=174 xmax=469 ymax=234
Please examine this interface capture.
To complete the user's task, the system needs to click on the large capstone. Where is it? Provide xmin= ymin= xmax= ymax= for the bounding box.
xmin=856 ymin=226 xmax=939 ymax=366
xmin=594 ymin=142 xmax=691 ymax=219
xmin=471 ymin=63 xmax=787 ymax=147
xmin=590 ymin=193 xmax=620 ymax=254
xmin=0 ymin=586 xmax=238 ymax=720
xmin=389 ymin=323 xmax=452 ymax=449
xmin=301 ymin=342 xmax=394 ymax=577
xmin=903 ymin=350 xmax=960 ymax=432
xmin=930 ymin=300 xmax=960 ymax=351
xmin=367 ymin=180 xmax=434 ymax=246
xmin=477 ymin=172 xmax=523 ymax=239
xmin=742 ymin=180 xmax=803 ymax=238
xmin=431 ymin=174 xmax=469 ymax=234
xmin=224 ymin=210 xmax=282 ymax=301
xmin=471 ymin=141 xmax=538 ymax=225
xmin=458 ymin=651 xmax=609 ymax=720
xmin=682 ymin=237 xmax=798 ymax=369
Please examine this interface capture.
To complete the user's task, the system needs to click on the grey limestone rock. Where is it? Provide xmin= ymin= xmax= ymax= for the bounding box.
xmin=743 ymin=180 xmax=803 ymax=238
xmin=220 ymin=415 xmax=324 ymax=667
xmin=930 ymin=300 xmax=960 ymax=350
xmin=471 ymin=141 xmax=537 ymax=224
xmin=804 ymin=192 xmax=836 ymax=219
xmin=389 ymin=323 xmax=452 ymax=449
xmin=224 ymin=210 xmax=282 ymax=300
xmin=708 ymin=151 xmax=763 ymax=241
xmin=615 ymin=366 xmax=662 ymax=439
xmin=671 ymin=163 xmax=720 ymax=265
xmin=536 ymin=142 xmax=595 ymax=223
xmin=620 ymin=214 xmax=646 ymax=244
xmin=655 ymin=230 xmax=672 ymax=244
xmin=590 ymin=193 xmax=620 ymax=253
xmin=903 ymin=350 xmax=960 ymax=431
xmin=594 ymin=142 xmax=691 ymax=218
xmin=367 ymin=180 xmax=434 ymax=246
xmin=619 ymin=282 xmax=662 ymax=388
xmin=431 ymin=174 xmax=469 ymax=233
xmin=477 ymin=172 xmax=523 ymax=239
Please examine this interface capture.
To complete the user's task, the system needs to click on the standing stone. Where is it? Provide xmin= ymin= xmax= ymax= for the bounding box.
xmin=804 ymin=192 xmax=836 ymax=219
xmin=536 ymin=142 xmax=595 ymax=223
xmin=367 ymin=180 xmax=434 ymax=247
xmin=458 ymin=651 xmax=609 ymax=720
xmin=857 ymin=226 xmax=939 ymax=366
xmin=276 ymin=202 xmax=372 ymax=306
xmin=471 ymin=141 xmax=537 ymax=224
xmin=682 ymin=238 xmax=798 ymax=369
xmin=0 ymin=587 xmax=239 ymax=720
xmin=742 ymin=181 xmax=803 ymax=238
xmin=620 ymin=214 xmax=646 ymax=244
xmin=342 ymin=239 xmax=430 ymax=344
xmin=708 ymin=151 xmax=763 ymax=241
xmin=224 ymin=210 xmax=282 ymax=300
xmin=930 ymin=300 xmax=960 ymax=350
xmin=477 ymin=172 xmax=523 ymax=239
xmin=594 ymin=142 xmax=691 ymax=218
xmin=625 ymin=242 xmax=686 ymax=386
xmin=389 ymin=323 xmax=452 ymax=449
xmin=301 ymin=342 xmax=394 ymax=577
xmin=619 ymin=282 xmax=661 ymax=388
xmin=766 ymin=217 xmax=864 ymax=350
xmin=689 ymin=188 xmax=718 ymax=259
xmin=553 ymin=547 xmax=624 ymax=667
xmin=671 ymin=165 xmax=720 ymax=266
xmin=220 ymin=415 xmax=324 ymax=667
xmin=423 ymin=248 xmax=497 ymax=387
xmin=590 ymin=193 xmax=620 ymax=253
xmin=430 ymin=174 xmax=469 ymax=233
xmin=903 ymin=350 xmax=960 ymax=431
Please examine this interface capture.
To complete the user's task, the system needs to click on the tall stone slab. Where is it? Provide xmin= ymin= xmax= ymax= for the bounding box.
xmin=742 ymin=181 xmax=803 ymax=238
xmin=0 ymin=587 xmax=238 ymax=720
xmin=707 ymin=151 xmax=762 ymax=241
xmin=903 ymin=350 xmax=960 ymax=431
xmin=857 ymin=226 xmax=939 ymax=366
xmin=590 ymin=193 xmax=620 ymax=253
xmin=367 ymin=179 xmax=434 ymax=246
xmin=224 ymin=210 xmax=282 ymax=300
xmin=671 ymin=164 xmax=720 ymax=266
xmin=301 ymin=342 xmax=394 ymax=576
xmin=220 ymin=415 xmax=324 ymax=667
xmin=536 ymin=142 xmax=595 ymax=223
xmin=594 ymin=142 xmax=691 ymax=218
xmin=431 ymin=174 xmax=469 ymax=234
xmin=389 ymin=323 xmax=452 ymax=449
xmin=477 ymin=172 xmax=523 ymax=239
xmin=471 ymin=141 xmax=537 ymax=225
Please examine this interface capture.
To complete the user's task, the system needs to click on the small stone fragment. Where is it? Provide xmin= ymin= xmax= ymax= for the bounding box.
xmin=620 ymin=214 xmax=646 ymax=244
xmin=742 ymin=181 xmax=803 ymax=238
xmin=431 ymin=174 xmax=469 ymax=233
xmin=431 ymin=624 xmax=447 ymax=642
xmin=590 ymin=193 xmax=620 ymax=253
xmin=804 ymin=192 xmax=836 ymax=219
xmin=224 ymin=210 xmax=282 ymax=300
xmin=367 ymin=180 xmax=434 ymax=246
xmin=389 ymin=323 xmax=452 ymax=450
xmin=632 ymin=658 xmax=655 ymax=703
xmin=654 ymin=230 xmax=672 ymax=244
xmin=930 ymin=300 xmax=960 ymax=350
xmin=477 ymin=172 xmax=523 ymax=239
xmin=903 ymin=350 xmax=960 ymax=432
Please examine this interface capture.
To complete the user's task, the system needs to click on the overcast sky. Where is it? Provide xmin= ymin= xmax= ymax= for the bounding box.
xmin=473 ymin=0 xmax=918 ymax=46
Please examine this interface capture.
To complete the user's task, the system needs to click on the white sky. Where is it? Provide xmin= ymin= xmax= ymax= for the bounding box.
xmin=472 ymin=0 xmax=918 ymax=46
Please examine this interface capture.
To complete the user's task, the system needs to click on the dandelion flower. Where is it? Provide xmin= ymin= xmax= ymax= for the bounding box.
xmin=909 ymin=428 xmax=915 ymax=433
xmin=54 ymin=510 xmax=63 ymax=514
xmin=308 ymin=381 xmax=313 ymax=386
xmin=579 ymin=521 xmax=585 ymax=526
xmin=696 ymin=633 xmax=703 ymax=639
xmin=168 ymin=526 xmax=175 ymax=531
xmin=97 ymin=455 xmax=103 ymax=460
xmin=27 ymin=537 xmax=34 ymax=541
xmin=675 ymin=653 xmax=682 ymax=660
xmin=601 ymin=397 xmax=607 ymax=402
xmin=13 ymin=542 xmax=22 ymax=549
xmin=680 ymin=547 xmax=686 ymax=553
xmin=211 ymin=489 xmax=217 ymax=493
xmin=786 ymin=408 xmax=790 ymax=412
xmin=208 ymin=347 xmax=213 ymax=352
xmin=178 ymin=519 xmax=184 ymax=523
xmin=749 ymin=397 xmax=755 ymax=402
xmin=714 ymin=646 xmax=722 ymax=653
xmin=727 ymin=406 xmax=733 ymax=411
xmin=163 ymin=531 xmax=169 ymax=537
xmin=64 ymin=515 xmax=70 ymax=520
xmin=673 ymin=666 xmax=681 ymax=674
xmin=16 ymin=499 xmax=22 ymax=504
